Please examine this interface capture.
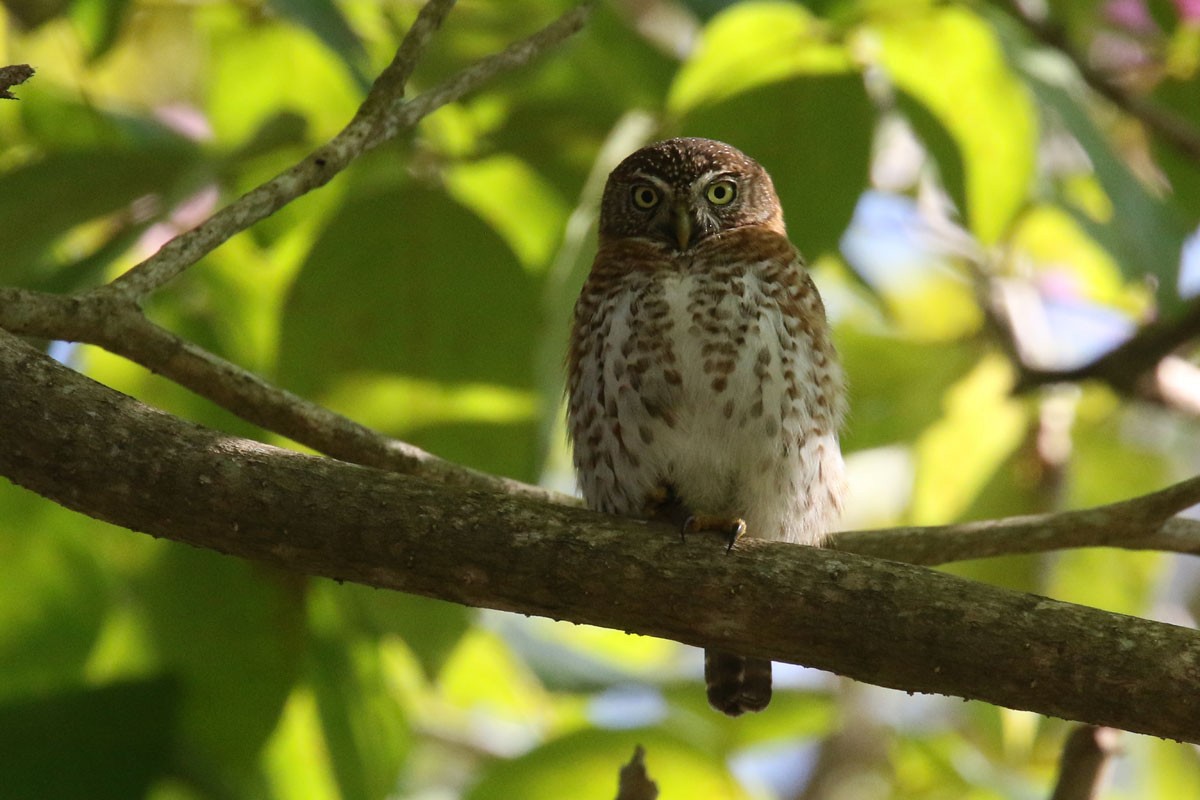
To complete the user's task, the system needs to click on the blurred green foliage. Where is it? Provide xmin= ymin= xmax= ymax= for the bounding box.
xmin=2 ymin=0 xmax=1200 ymax=797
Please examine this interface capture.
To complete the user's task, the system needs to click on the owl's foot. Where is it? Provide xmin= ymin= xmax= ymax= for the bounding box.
xmin=683 ymin=515 xmax=747 ymax=553
xmin=644 ymin=483 xmax=692 ymax=528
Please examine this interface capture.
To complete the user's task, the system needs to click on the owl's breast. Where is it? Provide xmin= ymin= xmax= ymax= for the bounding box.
xmin=568 ymin=252 xmax=845 ymax=541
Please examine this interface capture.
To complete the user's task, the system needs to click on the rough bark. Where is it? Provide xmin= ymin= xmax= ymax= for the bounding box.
xmin=3 ymin=329 xmax=1199 ymax=743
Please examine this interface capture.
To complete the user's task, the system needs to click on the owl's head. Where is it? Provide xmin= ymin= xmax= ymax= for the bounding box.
xmin=598 ymin=137 xmax=784 ymax=251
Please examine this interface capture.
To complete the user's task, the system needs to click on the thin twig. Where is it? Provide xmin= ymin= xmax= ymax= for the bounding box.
xmin=0 ymin=64 xmax=34 ymax=100
xmin=1049 ymin=726 xmax=1121 ymax=800
xmin=1014 ymin=295 xmax=1200 ymax=395
xmin=356 ymin=0 xmax=456 ymax=120
xmin=98 ymin=2 xmax=592 ymax=301
xmin=833 ymin=475 xmax=1200 ymax=564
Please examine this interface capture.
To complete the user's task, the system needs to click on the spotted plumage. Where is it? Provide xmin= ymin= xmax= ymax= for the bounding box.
xmin=567 ymin=137 xmax=846 ymax=716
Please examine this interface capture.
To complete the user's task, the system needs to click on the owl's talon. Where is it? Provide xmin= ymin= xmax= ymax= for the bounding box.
xmin=683 ymin=515 xmax=748 ymax=552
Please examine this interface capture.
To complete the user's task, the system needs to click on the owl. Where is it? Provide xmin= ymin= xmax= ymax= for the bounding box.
xmin=567 ymin=137 xmax=847 ymax=716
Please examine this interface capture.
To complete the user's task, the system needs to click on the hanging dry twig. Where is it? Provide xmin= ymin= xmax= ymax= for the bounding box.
xmin=1049 ymin=726 xmax=1121 ymax=800
xmin=615 ymin=746 xmax=659 ymax=800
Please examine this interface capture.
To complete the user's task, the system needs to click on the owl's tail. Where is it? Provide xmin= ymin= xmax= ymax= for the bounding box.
xmin=704 ymin=649 xmax=772 ymax=716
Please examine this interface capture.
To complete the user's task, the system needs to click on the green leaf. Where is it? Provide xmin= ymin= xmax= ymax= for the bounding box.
xmin=307 ymin=585 xmax=411 ymax=800
xmin=335 ymin=581 xmax=472 ymax=679
xmin=1025 ymin=73 xmax=1193 ymax=312
xmin=910 ymin=355 xmax=1029 ymax=524
xmin=444 ymin=155 xmax=570 ymax=273
xmin=0 ymin=492 xmax=112 ymax=700
xmin=278 ymin=180 xmax=542 ymax=479
xmin=837 ymin=330 xmax=981 ymax=453
xmin=873 ymin=6 xmax=1037 ymax=244
xmin=1151 ymin=76 xmax=1200 ymax=223
xmin=0 ymin=676 xmax=179 ymax=800
xmin=70 ymin=0 xmax=134 ymax=61
xmin=893 ymin=89 xmax=968 ymax=215
xmin=668 ymin=1 xmax=853 ymax=113
xmin=681 ymin=73 xmax=875 ymax=258
xmin=206 ymin=17 xmax=362 ymax=145
xmin=266 ymin=0 xmax=371 ymax=90
xmin=136 ymin=546 xmax=307 ymax=790
xmin=0 ymin=147 xmax=197 ymax=282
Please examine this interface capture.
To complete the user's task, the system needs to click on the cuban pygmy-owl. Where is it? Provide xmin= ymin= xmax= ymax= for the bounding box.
xmin=567 ymin=137 xmax=846 ymax=716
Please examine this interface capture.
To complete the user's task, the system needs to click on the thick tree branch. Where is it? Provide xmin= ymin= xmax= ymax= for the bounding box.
xmin=6 ymin=284 xmax=1196 ymax=567
xmin=3 ymin=329 xmax=1200 ymax=743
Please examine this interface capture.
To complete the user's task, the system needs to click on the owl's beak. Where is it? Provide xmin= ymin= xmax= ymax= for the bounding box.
xmin=671 ymin=205 xmax=693 ymax=250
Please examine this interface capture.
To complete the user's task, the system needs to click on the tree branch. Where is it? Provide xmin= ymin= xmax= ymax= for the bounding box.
xmin=833 ymin=477 xmax=1200 ymax=565
xmin=0 ymin=286 xmax=569 ymax=504
xmin=0 ymin=0 xmax=592 ymax=507
xmin=4 ymin=329 xmax=1200 ymax=744
xmin=1013 ymin=295 xmax=1200 ymax=396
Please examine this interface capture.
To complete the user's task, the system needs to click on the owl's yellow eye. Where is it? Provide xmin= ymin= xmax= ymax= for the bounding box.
xmin=706 ymin=180 xmax=737 ymax=205
xmin=631 ymin=185 xmax=659 ymax=209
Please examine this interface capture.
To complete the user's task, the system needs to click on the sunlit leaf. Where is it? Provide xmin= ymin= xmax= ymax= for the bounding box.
xmin=278 ymin=180 xmax=541 ymax=478
xmin=263 ymin=688 xmax=342 ymax=800
xmin=335 ymin=582 xmax=472 ymax=680
xmin=1047 ymin=549 xmax=1165 ymax=616
xmin=1140 ymin=734 xmax=1200 ymax=798
xmin=267 ymin=0 xmax=371 ymax=89
xmin=870 ymin=6 xmax=1037 ymax=244
xmin=1011 ymin=205 xmax=1134 ymax=305
xmin=204 ymin=11 xmax=362 ymax=144
xmin=910 ymin=355 xmax=1028 ymax=524
xmin=893 ymin=89 xmax=968 ymax=215
xmin=837 ymin=330 xmax=981 ymax=453
xmin=444 ymin=154 xmax=570 ymax=272
xmin=308 ymin=586 xmax=411 ymax=800
xmin=669 ymin=1 xmax=852 ymax=113
xmin=440 ymin=628 xmax=551 ymax=721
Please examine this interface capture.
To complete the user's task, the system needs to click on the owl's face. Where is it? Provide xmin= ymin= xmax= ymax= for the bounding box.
xmin=598 ymin=137 xmax=785 ymax=251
